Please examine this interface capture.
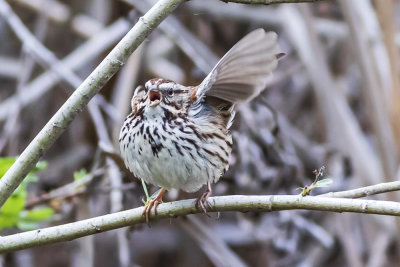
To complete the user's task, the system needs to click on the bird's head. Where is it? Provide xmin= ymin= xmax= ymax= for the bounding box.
xmin=130 ymin=78 xmax=196 ymax=119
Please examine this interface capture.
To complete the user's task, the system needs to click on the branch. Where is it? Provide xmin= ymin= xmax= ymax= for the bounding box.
xmin=0 ymin=0 xmax=185 ymax=208
xmin=0 ymin=18 xmax=130 ymax=122
xmin=0 ymin=0 xmax=112 ymax=148
xmin=1 ymin=195 xmax=400 ymax=253
xmin=320 ymin=180 xmax=400 ymax=199
xmin=218 ymin=0 xmax=328 ymax=5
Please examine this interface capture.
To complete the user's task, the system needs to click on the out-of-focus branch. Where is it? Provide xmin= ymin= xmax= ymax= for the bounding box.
xmin=24 ymin=168 xmax=105 ymax=209
xmin=0 ymin=13 xmax=48 ymax=154
xmin=125 ymin=0 xmax=218 ymax=74
xmin=0 ymin=0 xmax=112 ymax=146
xmin=2 ymin=194 xmax=400 ymax=253
xmin=0 ymin=0 xmax=185 ymax=207
xmin=375 ymin=0 xmax=400 ymax=159
xmin=0 ymin=18 xmax=130 ymax=121
xmin=14 ymin=0 xmax=70 ymax=23
xmin=281 ymin=4 xmax=383 ymax=185
xmin=179 ymin=216 xmax=247 ymax=267
xmin=339 ymin=0 xmax=398 ymax=181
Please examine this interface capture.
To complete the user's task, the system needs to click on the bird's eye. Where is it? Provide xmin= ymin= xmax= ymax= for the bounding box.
xmin=167 ymin=88 xmax=174 ymax=96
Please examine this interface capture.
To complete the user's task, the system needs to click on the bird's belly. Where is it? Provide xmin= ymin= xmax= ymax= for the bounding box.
xmin=120 ymin=118 xmax=231 ymax=193
xmin=137 ymin=144 xmax=207 ymax=192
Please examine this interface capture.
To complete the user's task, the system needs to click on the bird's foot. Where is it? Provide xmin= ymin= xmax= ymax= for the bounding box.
xmin=195 ymin=182 xmax=212 ymax=214
xmin=142 ymin=188 xmax=166 ymax=223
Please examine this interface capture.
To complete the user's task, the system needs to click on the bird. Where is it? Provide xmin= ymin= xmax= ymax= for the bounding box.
xmin=119 ymin=28 xmax=283 ymax=221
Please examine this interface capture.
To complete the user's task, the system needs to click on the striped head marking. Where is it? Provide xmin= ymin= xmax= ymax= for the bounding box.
xmin=130 ymin=78 xmax=195 ymax=118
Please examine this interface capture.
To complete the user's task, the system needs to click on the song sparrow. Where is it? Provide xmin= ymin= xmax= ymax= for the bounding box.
xmin=119 ymin=29 xmax=283 ymax=221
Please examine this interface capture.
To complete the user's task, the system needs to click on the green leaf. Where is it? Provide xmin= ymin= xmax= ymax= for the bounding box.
xmin=74 ymin=168 xmax=88 ymax=181
xmin=0 ymin=157 xmax=49 ymax=230
xmin=315 ymin=178 xmax=333 ymax=188
xmin=0 ymin=191 xmax=26 ymax=229
xmin=0 ymin=157 xmax=16 ymax=178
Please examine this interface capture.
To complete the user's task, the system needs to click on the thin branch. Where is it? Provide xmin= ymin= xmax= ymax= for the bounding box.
xmin=340 ymin=0 xmax=398 ymax=180
xmin=320 ymin=180 xmax=400 ymax=199
xmin=218 ymin=0 xmax=328 ymax=5
xmin=0 ymin=18 xmax=130 ymax=121
xmin=0 ymin=0 xmax=116 ymax=149
xmin=14 ymin=0 xmax=70 ymax=23
xmin=24 ymin=168 xmax=105 ymax=209
xmin=0 ymin=0 xmax=185 ymax=208
xmin=0 ymin=14 xmax=48 ymax=154
xmin=179 ymin=216 xmax=247 ymax=267
xmin=126 ymin=0 xmax=219 ymax=73
xmin=281 ymin=4 xmax=384 ymax=185
xmin=1 ymin=195 xmax=400 ymax=253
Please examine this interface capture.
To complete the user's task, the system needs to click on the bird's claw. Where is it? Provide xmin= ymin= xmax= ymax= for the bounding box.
xmin=195 ymin=182 xmax=212 ymax=214
xmin=195 ymin=191 xmax=211 ymax=214
xmin=142 ymin=188 xmax=165 ymax=223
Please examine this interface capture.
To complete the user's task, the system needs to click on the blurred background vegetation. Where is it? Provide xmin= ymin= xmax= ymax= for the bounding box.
xmin=1 ymin=0 xmax=400 ymax=266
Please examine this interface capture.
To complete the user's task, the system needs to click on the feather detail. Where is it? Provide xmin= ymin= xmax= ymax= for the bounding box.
xmin=196 ymin=29 xmax=282 ymax=104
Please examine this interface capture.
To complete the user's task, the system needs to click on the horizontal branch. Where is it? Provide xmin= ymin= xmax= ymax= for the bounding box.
xmin=219 ymin=0 xmax=327 ymax=5
xmin=1 ymin=195 xmax=400 ymax=253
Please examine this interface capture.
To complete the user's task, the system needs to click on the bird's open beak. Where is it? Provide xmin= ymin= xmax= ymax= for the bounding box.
xmin=148 ymin=90 xmax=161 ymax=107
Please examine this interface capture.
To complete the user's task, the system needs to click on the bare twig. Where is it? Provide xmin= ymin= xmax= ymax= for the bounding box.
xmin=320 ymin=180 xmax=400 ymax=199
xmin=2 ymin=194 xmax=400 ymax=253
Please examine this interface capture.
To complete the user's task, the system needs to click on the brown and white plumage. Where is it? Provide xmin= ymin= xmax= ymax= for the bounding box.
xmin=119 ymin=29 xmax=282 ymax=217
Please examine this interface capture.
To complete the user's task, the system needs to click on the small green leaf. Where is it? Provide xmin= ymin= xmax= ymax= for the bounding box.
xmin=315 ymin=178 xmax=333 ymax=188
xmin=0 ymin=157 xmax=49 ymax=230
xmin=0 ymin=191 xmax=26 ymax=229
xmin=74 ymin=168 xmax=88 ymax=181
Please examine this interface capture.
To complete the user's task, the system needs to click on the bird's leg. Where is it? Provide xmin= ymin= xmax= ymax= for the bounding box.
xmin=195 ymin=182 xmax=212 ymax=214
xmin=143 ymin=187 xmax=166 ymax=223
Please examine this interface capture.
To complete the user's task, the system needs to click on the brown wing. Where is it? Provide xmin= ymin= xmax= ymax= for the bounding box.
xmin=196 ymin=29 xmax=282 ymax=104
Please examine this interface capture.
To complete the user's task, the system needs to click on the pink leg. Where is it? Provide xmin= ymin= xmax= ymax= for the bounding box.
xmin=142 ymin=188 xmax=166 ymax=223
xmin=195 ymin=182 xmax=212 ymax=213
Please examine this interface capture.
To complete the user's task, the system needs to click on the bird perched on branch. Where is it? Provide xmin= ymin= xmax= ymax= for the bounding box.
xmin=119 ymin=29 xmax=283 ymax=221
